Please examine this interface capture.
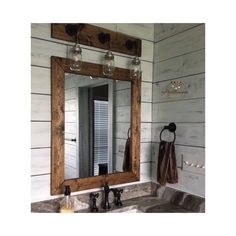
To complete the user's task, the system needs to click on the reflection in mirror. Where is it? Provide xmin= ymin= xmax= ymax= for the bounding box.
xmin=64 ymin=74 xmax=131 ymax=179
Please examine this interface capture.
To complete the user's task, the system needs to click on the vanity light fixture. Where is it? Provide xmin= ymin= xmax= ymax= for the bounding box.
xmin=98 ymin=32 xmax=115 ymax=77
xmin=65 ymin=24 xmax=84 ymax=72
xmin=126 ymin=40 xmax=141 ymax=79
xmin=130 ymin=56 xmax=141 ymax=79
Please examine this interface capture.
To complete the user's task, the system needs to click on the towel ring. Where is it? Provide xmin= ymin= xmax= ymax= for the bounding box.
xmin=160 ymin=123 xmax=176 ymax=143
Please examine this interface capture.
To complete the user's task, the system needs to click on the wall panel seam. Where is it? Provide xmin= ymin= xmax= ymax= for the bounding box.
xmin=32 ymin=34 xmax=155 ymax=46
xmin=154 ymin=23 xmax=204 ymax=43
xmin=153 ymin=72 xmax=205 ymax=84
xmin=154 ymin=48 xmax=205 ymax=64
xmin=31 ymin=37 xmax=153 ymax=63
xmin=31 ymin=173 xmax=50 ymax=177
xmin=31 ymin=93 xmax=51 ymax=96
xmin=151 ymin=142 xmax=205 ymax=148
xmin=152 ymin=97 xmax=205 ymax=104
xmin=31 ymin=65 xmax=50 ymax=69
xmin=31 ymin=120 xmax=51 ymax=122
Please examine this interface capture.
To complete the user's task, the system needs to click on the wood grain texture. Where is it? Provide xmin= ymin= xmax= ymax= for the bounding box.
xmin=51 ymin=56 xmax=141 ymax=195
xmin=153 ymin=73 xmax=205 ymax=103
xmin=141 ymin=123 xmax=152 ymax=142
xmin=154 ymin=24 xmax=205 ymax=62
xmin=117 ymin=23 xmax=154 ymax=41
xmin=91 ymin=23 xmax=116 ymax=31
xmin=31 ymin=174 xmax=58 ymax=203
xmin=114 ymin=155 xmax=123 ymax=172
xmin=31 ymin=148 xmax=50 ymax=175
xmin=141 ymin=61 xmax=153 ymax=82
xmin=167 ymin=170 xmax=205 ymax=197
xmin=65 ymin=99 xmax=77 ymax=111
xmin=131 ymin=76 xmax=141 ymax=178
xmin=114 ymin=106 xmax=131 ymax=122
xmin=140 ymin=143 xmax=152 ymax=163
xmin=141 ymin=82 xmax=152 ymax=102
xmin=140 ymin=163 xmax=151 ymax=182
xmin=152 ymin=99 xmax=205 ymax=123
xmin=141 ymin=103 xmax=152 ymax=122
xmin=113 ymin=122 xmax=130 ymax=139
xmin=31 ymin=94 xmax=51 ymax=121
xmin=152 ymin=123 xmax=205 ymax=147
xmin=115 ymin=89 xmax=131 ymax=106
xmin=151 ymin=24 xmax=205 ymax=197
xmin=65 ymin=111 xmax=76 ymax=122
xmin=31 ymin=66 xmax=51 ymax=94
xmin=31 ymin=38 xmax=67 ymax=67
xmin=32 ymin=23 xmax=154 ymax=45
xmin=51 ymin=23 xmax=142 ymax=57
xmin=115 ymin=80 xmax=131 ymax=91
xmin=65 ymin=87 xmax=77 ymax=100
xmin=65 ymin=122 xmax=76 ymax=134
xmin=53 ymin=56 xmax=131 ymax=81
xmin=154 ymin=23 xmax=199 ymax=42
xmin=31 ymin=122 xmax=51 ymax=148
xmin=153 ymin=49 xmax=205 ymax=82
xmin=51 ymin=57 xmax=65 ymax=195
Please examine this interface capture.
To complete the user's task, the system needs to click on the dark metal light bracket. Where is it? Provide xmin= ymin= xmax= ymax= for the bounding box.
xmin=65 ymin=23 xmax=85 ymax=37
xmin=51 ymin=23 xmax=142 ymax=57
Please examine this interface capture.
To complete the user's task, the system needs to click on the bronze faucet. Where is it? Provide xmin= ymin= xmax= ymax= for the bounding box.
xmin=103 ymin=182 xmax=123 ymax=209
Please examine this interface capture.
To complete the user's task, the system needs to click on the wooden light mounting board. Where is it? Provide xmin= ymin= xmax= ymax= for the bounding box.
xmin=51 ymin=23 xmax=142 ymax=57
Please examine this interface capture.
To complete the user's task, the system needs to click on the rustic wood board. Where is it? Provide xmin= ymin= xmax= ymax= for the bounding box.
xmin=51 ymin=23 xmax=142 ymax=57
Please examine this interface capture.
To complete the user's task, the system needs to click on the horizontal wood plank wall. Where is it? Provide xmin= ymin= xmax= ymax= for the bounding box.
xmin=31 ymin=23 xmax=154 ymax=202
xmin=152 ymin=24 xmax=205 ymax=197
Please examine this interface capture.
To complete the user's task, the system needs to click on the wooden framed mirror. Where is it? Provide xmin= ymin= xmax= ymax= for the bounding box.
xmin=51 ymin=56 xmax=141 ymax=195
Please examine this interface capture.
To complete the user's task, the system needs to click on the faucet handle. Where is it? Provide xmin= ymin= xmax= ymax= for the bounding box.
xmin=114 ymin=188 xmax=123 ymax=206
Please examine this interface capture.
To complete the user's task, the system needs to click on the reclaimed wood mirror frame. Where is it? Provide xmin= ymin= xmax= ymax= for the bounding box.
xmin=51 ymin=56 xmax=141 ymax=195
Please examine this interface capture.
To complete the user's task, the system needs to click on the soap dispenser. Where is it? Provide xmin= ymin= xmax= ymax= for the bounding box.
xmin=60 ymin=185 xmax=74 ymax=213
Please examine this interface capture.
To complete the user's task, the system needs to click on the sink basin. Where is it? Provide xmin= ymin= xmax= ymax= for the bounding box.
xmin=107 ymin=205 xmax=143 ymax=213
xmin=145 ymin=204 xmax=192 ymax=213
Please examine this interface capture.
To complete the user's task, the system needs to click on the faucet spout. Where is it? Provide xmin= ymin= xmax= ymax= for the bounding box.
xmin=103 ymin=182 xmax=111 ymax=209
xmin=103 ymin=183 xmax=123 ymax=210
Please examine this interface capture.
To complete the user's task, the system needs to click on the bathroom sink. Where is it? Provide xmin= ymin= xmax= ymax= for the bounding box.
xmin=145 ymin=204 xmax=192 ymax=213
xmin=75 ymin=195 xmax=202 ymax=213
xmin=107 ymin=205 xmax=144 ymax=213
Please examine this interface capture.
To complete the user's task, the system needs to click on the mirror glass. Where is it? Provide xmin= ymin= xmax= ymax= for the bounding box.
xmin=64 ymin=73 xmax=131 ymax=179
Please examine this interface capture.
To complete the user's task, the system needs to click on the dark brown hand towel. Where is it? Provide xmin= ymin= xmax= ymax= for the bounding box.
xmin=123 ymin=137 xmax=131 ymax=172
xmin=157 ymin=141 xmax=178 ymax=186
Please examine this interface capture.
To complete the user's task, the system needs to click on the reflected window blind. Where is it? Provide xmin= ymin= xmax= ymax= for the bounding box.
xmin=93 ymin=100 xmax=108 ymax=175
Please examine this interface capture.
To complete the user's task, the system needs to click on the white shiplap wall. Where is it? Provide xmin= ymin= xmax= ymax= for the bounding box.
xmin=152 ymin=24 xmax=205 ymax=197
xmin=31 ymin=23 xmax=154 ymax=202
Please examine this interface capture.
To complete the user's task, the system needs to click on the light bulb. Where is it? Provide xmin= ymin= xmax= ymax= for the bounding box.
xmin=69 ymin=43 xmax=82 ymax=71
xmin=103 ymin=51 xmax=115 ymax=76
xmin=130 ymin=56 xmax=141 ymax=79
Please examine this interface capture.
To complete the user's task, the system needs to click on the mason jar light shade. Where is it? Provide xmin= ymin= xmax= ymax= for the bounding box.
xmin=130 ymin=56 xmax=141 ymax=79
xmin=69 ymin=43 xmax=82 ymax=71
xmin=103 ymin=51 xmax=115 ymax=76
